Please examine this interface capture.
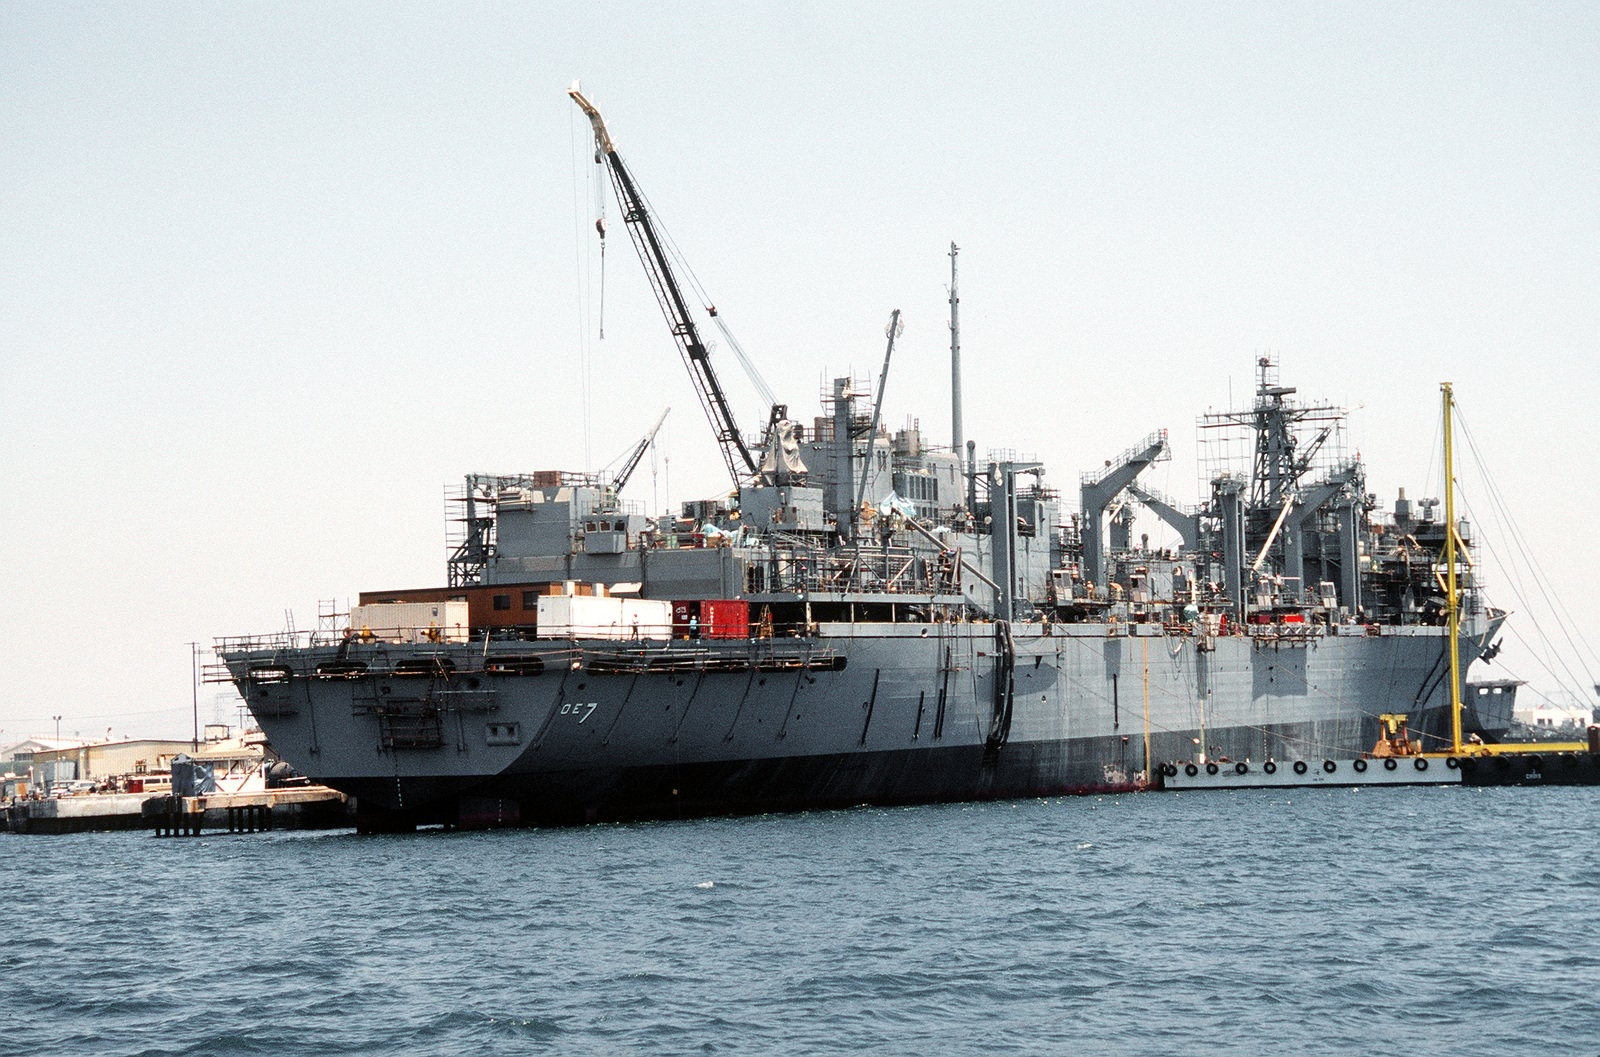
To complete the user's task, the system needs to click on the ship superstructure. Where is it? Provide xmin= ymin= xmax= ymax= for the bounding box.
xmin=213 ymin=89 xmax=1504 ymax=830
xmin=374 ymin=357 xmax=1468 ymax=640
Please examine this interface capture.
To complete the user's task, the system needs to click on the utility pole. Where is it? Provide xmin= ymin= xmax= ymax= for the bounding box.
xmin=53 ymin=715 xmax=62 ymax=741
xmin=187 ymin=642 xmax=200 ymax=750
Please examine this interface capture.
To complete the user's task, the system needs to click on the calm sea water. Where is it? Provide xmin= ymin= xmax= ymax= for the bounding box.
xmin=4 ymin=787 xmax=1597 ymax=1057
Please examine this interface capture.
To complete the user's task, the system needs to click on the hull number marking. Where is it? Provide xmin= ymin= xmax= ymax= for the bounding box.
xmin=560 ymin=701 xmax=599 ymax=723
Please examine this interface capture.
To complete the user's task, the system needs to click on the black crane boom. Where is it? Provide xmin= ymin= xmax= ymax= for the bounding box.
xmin=569 ymin=85 xmax=757 ymax=486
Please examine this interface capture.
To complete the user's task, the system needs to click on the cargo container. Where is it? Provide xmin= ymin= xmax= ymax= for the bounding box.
xmin=671 ymin=599 xmax=748 ymax=639
xmin=358 ymin=582 xmax=608 ymax=632
xmin=536 ymin=595 xmax=672 ymax=639
xmin=701 ymin=599 xmax=750 ymax=639
xmin=619 ymin=598 xmax=674 ymax=640
xmin=350 ymin=601 xmax=469 ymax=644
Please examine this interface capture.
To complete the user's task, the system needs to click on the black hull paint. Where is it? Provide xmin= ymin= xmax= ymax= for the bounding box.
xmin=1459 ymin=753 xmax=1600 ymax=787
xmin=337 ymin=736 xmax=1147 ymax=830
xmin=323 ymin=712 xmax=1489 ymax=830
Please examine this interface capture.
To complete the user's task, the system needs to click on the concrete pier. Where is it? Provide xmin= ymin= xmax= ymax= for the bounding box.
xmin=147 ymin=787 xmax=353 ymax=836
xmin=3 ymin=792 xmax=152 ymax=833
xmin=3 ymin=787 xmax=352 ymax=835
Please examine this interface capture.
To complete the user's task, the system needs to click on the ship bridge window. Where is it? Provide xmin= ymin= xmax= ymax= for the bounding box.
xmin=893 ymin=472 xmax=938 ymax=503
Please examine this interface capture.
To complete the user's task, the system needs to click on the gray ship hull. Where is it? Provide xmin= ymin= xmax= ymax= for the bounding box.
xmin=227 ymin=619 xmax=1492 ymax=827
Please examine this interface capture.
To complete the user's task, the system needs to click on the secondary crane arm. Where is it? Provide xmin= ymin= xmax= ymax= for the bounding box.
xmin=854 ymin=310 xmax=903 ymax=513
xmin=569 ymin=84 xmax=758 ymax=486
xmin=1079 ymin=430 xmax=1170 ymax=586
xmin=611 ymin=407 xmax=671 ymax=492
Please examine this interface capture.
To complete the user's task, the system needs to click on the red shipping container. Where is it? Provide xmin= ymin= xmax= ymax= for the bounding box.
xmin=701 ymin=599 xmax=750 ymax=640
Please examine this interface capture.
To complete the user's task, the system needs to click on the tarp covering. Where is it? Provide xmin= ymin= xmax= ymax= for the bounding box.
xmin=169 ymin=755 xmax=217 ymax=798
xmin=758 ymin=419 xmax=808 ymax=479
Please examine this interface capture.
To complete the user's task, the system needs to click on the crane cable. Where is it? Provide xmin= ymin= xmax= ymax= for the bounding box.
xmin=1496 ymin=624 xmax=1593 ymax=707
xmin=630 ymin=179 xmax=777 ymax=415
xmin=569 ymin=105 xmax=595 ymax=468
xmin=594 ymin=148 xmax=607 ymax=340
xmin=1457 ymin=411 xmax=1597 ymax=690
xmin=709 ymin=312 xmax=777 ymax=411
xmin=1454 ymin=405 xmax=1599 ymax=695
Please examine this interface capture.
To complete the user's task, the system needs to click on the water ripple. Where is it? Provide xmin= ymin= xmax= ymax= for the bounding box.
xmin=5 ymin=787 xmax=1599 ymax=1056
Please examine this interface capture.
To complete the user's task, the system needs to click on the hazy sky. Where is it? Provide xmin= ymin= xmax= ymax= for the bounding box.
xmin=4 ymin=1 xmax=1597 ymax=742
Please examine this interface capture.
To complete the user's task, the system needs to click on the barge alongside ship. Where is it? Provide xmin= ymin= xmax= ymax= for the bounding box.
xmin=214 ymin=89 xmax=1507 ymax=830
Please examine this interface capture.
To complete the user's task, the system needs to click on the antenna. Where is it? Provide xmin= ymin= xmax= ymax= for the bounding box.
xmin=949 ymin=242 xmax=962 ymax=454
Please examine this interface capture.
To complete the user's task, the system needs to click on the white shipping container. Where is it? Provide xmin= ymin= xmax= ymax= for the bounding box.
xmin=535 ymin=595 xmax=671 ymax=639
xmin=351 ymin=601 xmax=469 ymax=644
xmin=536 ymin=595 xmax=621 ymax=638
xmin=619 ymin=599 xmax=673 ymax=640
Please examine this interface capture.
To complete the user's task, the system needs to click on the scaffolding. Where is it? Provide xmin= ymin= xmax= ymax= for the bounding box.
xmin=445 ymin=472 xmax=604 ymax=586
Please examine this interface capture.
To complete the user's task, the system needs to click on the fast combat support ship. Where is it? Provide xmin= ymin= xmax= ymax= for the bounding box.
xmin=215 ymin=88 xmax=1506 ymax=830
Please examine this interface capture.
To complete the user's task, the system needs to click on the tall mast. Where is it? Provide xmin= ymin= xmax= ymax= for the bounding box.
xmin=1442 ymin=381 xmax=1463 ymax=753
xmin=949 ymin=242 xmax=962 ymax=455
